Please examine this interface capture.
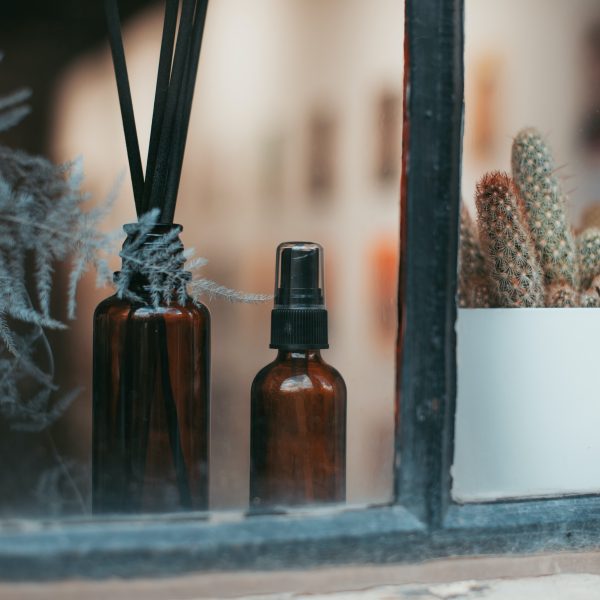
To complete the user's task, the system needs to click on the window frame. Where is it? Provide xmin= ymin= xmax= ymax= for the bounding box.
xmin=1 ymin=0 xmax=594 ymax=581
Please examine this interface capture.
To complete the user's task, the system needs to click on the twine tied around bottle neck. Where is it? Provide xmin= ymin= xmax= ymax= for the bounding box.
xmin=114 ymin=222 xmax=191 ymax=307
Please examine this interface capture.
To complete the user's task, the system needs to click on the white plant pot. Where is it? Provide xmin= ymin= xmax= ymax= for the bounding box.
xmin=453 ymin=307 xmax=600 ymax=503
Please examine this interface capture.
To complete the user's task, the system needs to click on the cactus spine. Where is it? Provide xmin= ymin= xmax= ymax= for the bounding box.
xmin=511 ymin=128 xmax=578 ymax=289
xmin=475 ymin=171 xmax=544 ymax=308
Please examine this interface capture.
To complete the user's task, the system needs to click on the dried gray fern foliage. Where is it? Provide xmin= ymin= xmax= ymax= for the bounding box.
xmin=0 ymin=76 xmax=119 ymax=431
xmin=115 ymin=210 xmax=270 ymax=307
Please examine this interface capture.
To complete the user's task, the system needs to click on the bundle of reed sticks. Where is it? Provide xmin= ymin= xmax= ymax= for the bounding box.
xmin=103 ymin=0 xmax=210 ymax=512
xmin=105 ymin=0 xmax=209 ymax=223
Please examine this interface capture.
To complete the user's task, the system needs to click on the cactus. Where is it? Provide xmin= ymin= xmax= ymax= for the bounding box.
xmin=581 ymin=274 xmax=600 ymax=307
xmin=475 ymin=171 xmax=544 ymax=307
xmin=545 ymin=283 xmax=579 ymax=308
xmin=511 ymin=128 xmax=578 ymax=289
xmin=458 ymin=204 xmax=494 ymax=307
xmin=577 ymin=228 xmax=600 ymax=290
xmin=468 ymin=277 xmax=495 ymax=308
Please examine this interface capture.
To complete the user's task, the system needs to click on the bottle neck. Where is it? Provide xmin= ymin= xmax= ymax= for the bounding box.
xmin=121 ymin=277 xmax=185 ymax=301
xmin=276 ymin=349 xmax=322 ymax=362
xmin=115 ymin=222 xmax=189 ymax=305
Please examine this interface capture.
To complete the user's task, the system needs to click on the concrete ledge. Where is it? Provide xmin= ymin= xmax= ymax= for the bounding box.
xmin=2 ymin=550 xmax=600 ymax=599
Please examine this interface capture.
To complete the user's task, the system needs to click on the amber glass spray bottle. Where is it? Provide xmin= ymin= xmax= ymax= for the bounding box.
xmin=250 ymin=242 xmax=346 ymax=508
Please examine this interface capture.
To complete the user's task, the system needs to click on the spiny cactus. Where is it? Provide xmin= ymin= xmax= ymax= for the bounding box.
xmin=458 ymin=204 xmax=494 ymax=307
xmin=475 ymin=171 xmax=544 ymax=308
xmin=459 ymin=128 xmax=600 ymax=308
xmin=581 ymin=274 xmax=600 ymax=307
xmin=577 ymin=228 xmax=600 ymax=290
xmin=511 ymin=127 xmax=578 ymax=289
xmin=546 ymin=283 xmax=579 ymax=308
xmin=468 ymin=277 xmax=494 ymax=308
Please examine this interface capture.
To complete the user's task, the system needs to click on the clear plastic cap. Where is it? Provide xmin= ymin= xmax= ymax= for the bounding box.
xmin=274 ymin=242 xmax=325 ymax=308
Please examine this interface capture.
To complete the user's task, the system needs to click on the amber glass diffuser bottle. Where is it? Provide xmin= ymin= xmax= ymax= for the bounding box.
xmin=97 ymin=0 xmax=212 ymax=513
xmin=250 ymin=242 xmax=346 ymax=508
xmin=93 ymin=225 xmax=210 ymax=514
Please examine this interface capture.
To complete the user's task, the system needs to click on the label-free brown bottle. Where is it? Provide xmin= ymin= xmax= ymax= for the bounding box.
xmin=250 ymin=242 xmax=346 ymax=508
xmin=93 ymin=224 xmax=210 ymax=514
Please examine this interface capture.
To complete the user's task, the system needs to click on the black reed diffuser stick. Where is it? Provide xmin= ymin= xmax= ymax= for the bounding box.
xmin=156 ymin=318 xmax=192 ymax=508
xmin=104 ymin=0 xmax=144 ymax=214
xmin=148 ymin=0 xmax=196 ymax=217
xmin=143 ymin=0 xmax=179 ymax=212
xmin=105 ymin=0 xmax=208 ymax=223
xmin=104 ymin=0 xmax=210 ymax=510
xmin=163 ymin=0 xmax=210 ymax=223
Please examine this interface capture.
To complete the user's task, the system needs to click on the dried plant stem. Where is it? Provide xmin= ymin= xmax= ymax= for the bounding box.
xmin=45 ymin=430 xmax=87 ymax=515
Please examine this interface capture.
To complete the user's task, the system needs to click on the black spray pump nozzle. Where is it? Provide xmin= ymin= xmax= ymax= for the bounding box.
xmin=271 ymin=242 xmax=329 ymax=350
xmin=275 ymin=244 xmax=324 ymax=307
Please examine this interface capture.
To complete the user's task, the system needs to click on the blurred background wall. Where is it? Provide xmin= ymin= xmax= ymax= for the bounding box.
xmin=0 ymin=0 xmax=403 ymax=513
xmin=462 ymin=0 xmax=600 ymax=228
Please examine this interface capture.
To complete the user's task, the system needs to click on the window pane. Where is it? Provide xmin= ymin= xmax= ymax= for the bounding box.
xmin=0 ymin=0 xmax=402 ymax=517
xmin=455 ymin=0 xmax=600 ymax=501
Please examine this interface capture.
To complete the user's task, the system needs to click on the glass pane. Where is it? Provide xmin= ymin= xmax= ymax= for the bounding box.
xmin=455 ymin=0 xmax=600 ymax=501
xmin=0 ymin=0 xmax=402 ymax=517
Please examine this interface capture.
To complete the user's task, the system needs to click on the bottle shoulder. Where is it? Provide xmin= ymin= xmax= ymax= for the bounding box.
xmin=94 ymin=294 xmax=126 ymax=316
xmin=252 ymin=355 xmax=346 ymax=398
xmin=94 ymin=294 xmax=210 ymax=322
xmin=323 ymin=362 xmax=346 ymax=394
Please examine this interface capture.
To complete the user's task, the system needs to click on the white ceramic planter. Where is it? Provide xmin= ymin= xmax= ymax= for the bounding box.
xmin=453 ymin=308 xmax=600 ymax=502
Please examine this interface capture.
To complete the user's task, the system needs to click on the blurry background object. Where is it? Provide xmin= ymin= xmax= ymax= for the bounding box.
xmin=469 ymin=53 xmax=502 ymax=161
xmin=375 ymin=90 xmax=402 ymax=184
xmin=578 ymin=16 xmax=600 ymax=226
xmin=370 ymin=235 xmax=398 ymax=350
xmin=0 ymin=2 xmax=147 ymax=157
xmin=0 ymin=0 xmax=403 ymax=514
xmin=307 ymin=109 xmax=337 ymax=201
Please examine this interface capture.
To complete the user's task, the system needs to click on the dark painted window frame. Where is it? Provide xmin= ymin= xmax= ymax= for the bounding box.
xmin=0 ymin=0 xmax=595 ymax=582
